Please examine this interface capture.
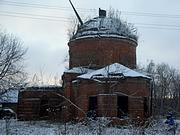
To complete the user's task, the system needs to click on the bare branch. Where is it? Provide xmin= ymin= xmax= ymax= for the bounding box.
xmin=0 ymin=30 xmax=27 ymax=95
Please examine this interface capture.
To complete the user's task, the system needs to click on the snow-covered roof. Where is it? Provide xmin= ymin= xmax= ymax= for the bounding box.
xmin=22 ymin=86 xmax=62 ymax=91
xmin=0 ymin=89 xmax=19 ymax=103
xmin=71 ymin=17 xmax=138 ymax=42
xmin=78 ymin=63 xmax=151 ymax=80
xmin=64 ymin=67 xmax=94 ymax=74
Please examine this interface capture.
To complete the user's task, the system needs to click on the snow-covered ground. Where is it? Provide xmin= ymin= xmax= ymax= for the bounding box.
xmin=0 ymin=119 xmax=179 ymax=135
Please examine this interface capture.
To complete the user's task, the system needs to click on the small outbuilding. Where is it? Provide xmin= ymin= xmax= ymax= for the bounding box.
xmin=17 ymin=86 xmax=64 ymax=120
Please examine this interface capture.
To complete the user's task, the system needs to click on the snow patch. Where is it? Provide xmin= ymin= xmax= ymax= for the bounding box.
xmin=65 ymin=67 xmax=94 ymax=74
xmin=72 ymin=17 xmax=138 ymax=42
xmin=78 ymin=63 xmax=150 ymax=80
xmin=0 ymin=89 xmax=19 ymax=103
xmin=0 ymin=119 xmax=179 ymax=135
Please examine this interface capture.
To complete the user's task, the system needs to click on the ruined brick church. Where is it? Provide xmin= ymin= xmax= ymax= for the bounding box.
xmin=62 ymin=9 xmax=151 ymax=120
xmin=17 ymin=7 xmax=151 ymax=121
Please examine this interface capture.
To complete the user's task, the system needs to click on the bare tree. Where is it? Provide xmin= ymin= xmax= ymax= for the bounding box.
xmin=171 ymin=70 xmax=180 ymax=113
xmin=139 ymin=60 xmax=180 ymax=116
xmin=0 ymin=30 xmax=27 ymax=95
xmin=155 ymin=63 xmax=173 ymax=115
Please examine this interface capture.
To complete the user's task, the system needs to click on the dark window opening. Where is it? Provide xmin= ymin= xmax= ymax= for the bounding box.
xmin=117 ymin=96 xmax=128 ymax=118
xmin=144 ymin=97 xmax=148 ymax=117
xmin=39 ymin=96 xmax=49 ymax=118
xmin=87 ymin=96 xmax=97 ymax=118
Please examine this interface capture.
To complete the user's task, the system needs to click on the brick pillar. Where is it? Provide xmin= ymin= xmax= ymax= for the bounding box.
xmin=128 ymin=97 xmax=144 ymax=119
xmin=98 ymin=94 xmax=117 ymax=117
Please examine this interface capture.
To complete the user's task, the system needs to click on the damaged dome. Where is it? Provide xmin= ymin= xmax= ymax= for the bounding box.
xmin=71 ymin=16 xmax=138 ymax=42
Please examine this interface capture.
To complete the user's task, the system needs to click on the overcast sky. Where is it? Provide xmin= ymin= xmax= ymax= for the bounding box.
xmin=0 ymin=0 xmax=180 ymax=84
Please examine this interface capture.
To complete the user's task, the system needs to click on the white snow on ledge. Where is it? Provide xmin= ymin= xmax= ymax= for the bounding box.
xmin=78 ymin=63 xmax=151 ymax=80
xmin=64 ymin=67 xmax=94 ymax=74
xmin=70 ymin=34 xmax=137 ymax=44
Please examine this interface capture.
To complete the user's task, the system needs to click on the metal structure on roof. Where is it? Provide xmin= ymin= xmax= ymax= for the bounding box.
xmin=69 ymin=0 xmax=83 ymax=26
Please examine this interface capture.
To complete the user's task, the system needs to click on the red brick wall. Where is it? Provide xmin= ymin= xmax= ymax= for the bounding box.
xmin=73 ymin=80 xmax=100 ymax=112
xmin=67 ymin=77 xmax=150 ymax=119
xmin=114 ymin=78 xmax=150 ymax=97
xmin=18 ymin=88 xmax=64 ymax=120
xmin=98 ymin=94 xmax=117 ymax=117
xmin=128 ymin=97 xmax=144 ymax=118
xmin=69 ymin=37 xmax=137 ymax=69
xmin=114 ymin=78 xmax=150 ymax=119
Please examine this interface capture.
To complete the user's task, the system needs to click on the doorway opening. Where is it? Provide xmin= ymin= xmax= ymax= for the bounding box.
xmin=88 ymin=96 xmax=97 ymax=118
xmin=144 ymin=97 xmax=148 ymax=117
xmin=117 ymin=96 xmax=128 ymax=118
xmin=39 ymin=96 xmax=49 ymax=118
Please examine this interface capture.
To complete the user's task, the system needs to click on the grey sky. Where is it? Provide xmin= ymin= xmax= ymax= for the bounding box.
xmin=0 ymin=0 xmax=180 ymax=84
